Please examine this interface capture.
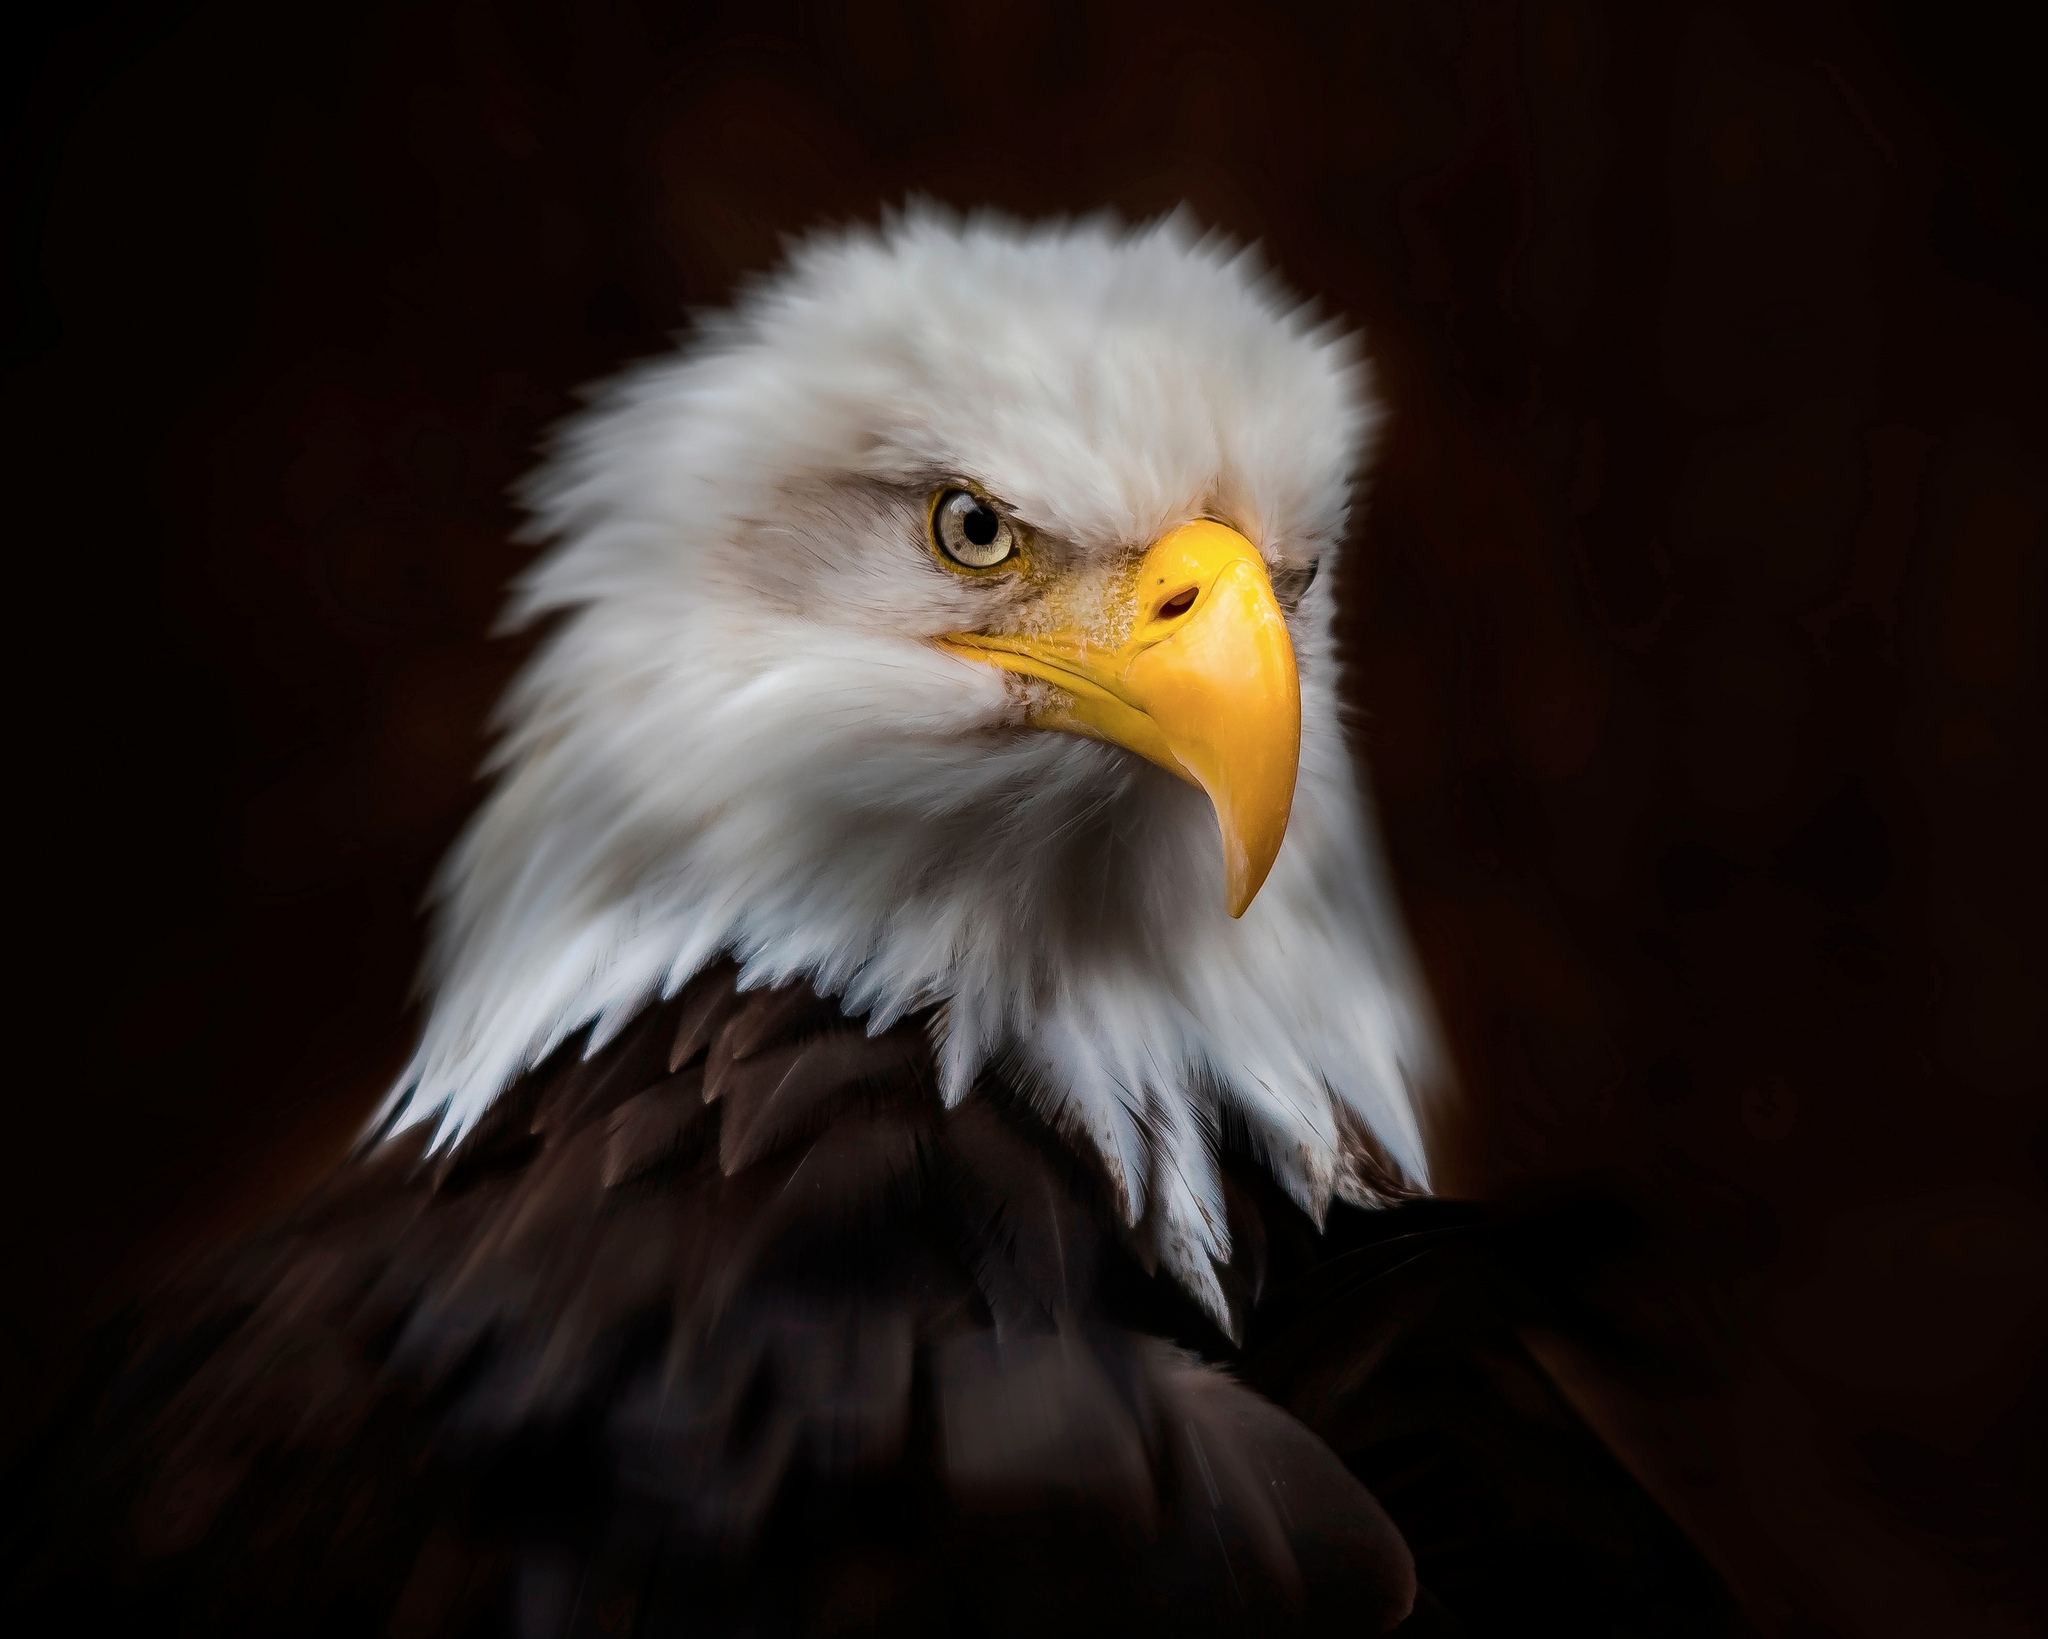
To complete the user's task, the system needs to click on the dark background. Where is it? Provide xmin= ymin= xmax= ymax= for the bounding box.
xmin=4 ymin=1 xmax=2044 ymax=1632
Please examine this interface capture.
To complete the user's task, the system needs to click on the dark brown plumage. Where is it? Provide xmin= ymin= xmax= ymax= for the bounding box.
xmin=3 ymin=964 xmax=1742 ymax=1636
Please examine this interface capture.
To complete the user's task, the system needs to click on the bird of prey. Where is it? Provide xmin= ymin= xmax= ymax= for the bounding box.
xmin=5 ymin=214 xmax=1741 ymax=1637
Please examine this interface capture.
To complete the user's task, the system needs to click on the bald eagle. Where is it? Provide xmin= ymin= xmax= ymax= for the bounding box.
xmin=5 ymin=215 xmax=1740 ymax=1637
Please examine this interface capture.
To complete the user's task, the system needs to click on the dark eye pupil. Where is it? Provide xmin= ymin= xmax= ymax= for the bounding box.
xmin=962 ymin=504 xmax=998 ymax=547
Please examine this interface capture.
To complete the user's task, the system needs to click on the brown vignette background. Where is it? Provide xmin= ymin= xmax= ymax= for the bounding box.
xmin=3 ymin=1 xmax=2044 ymax=1632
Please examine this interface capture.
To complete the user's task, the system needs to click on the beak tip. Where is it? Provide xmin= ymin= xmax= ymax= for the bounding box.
xmin=1223 ymin=857 xmax=1270 ymax=919
xmin=1218 ymin=803 xmax=1285 ymax=918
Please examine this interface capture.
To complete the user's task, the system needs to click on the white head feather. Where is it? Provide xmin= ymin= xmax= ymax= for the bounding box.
xmin=377 ymin=209 xmax=1443 ymax=1323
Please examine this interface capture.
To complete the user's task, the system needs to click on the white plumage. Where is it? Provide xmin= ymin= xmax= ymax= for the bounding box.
xmin=378 ymin=208 xmax=1443 ymax=1323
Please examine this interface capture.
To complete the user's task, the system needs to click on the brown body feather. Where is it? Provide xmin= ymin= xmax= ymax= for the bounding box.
xmin=3 ymin=965 xmax=1741 ymax=1637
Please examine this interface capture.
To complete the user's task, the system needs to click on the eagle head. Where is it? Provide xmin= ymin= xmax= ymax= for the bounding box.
xmin=384 ymin=210 xmax=1441 ymax=1320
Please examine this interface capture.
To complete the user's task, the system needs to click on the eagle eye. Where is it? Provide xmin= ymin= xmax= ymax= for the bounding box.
xmin=932 ymin=488 xmax=1017 ymax=569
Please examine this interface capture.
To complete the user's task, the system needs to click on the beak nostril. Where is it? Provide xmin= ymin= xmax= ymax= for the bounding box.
xmin=1158 ymin=586 xmax=1198 ymax=620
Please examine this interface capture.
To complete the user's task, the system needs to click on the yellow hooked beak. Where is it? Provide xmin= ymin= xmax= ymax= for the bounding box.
xmin=937 ymin=520 xmax=1301 ymax=917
